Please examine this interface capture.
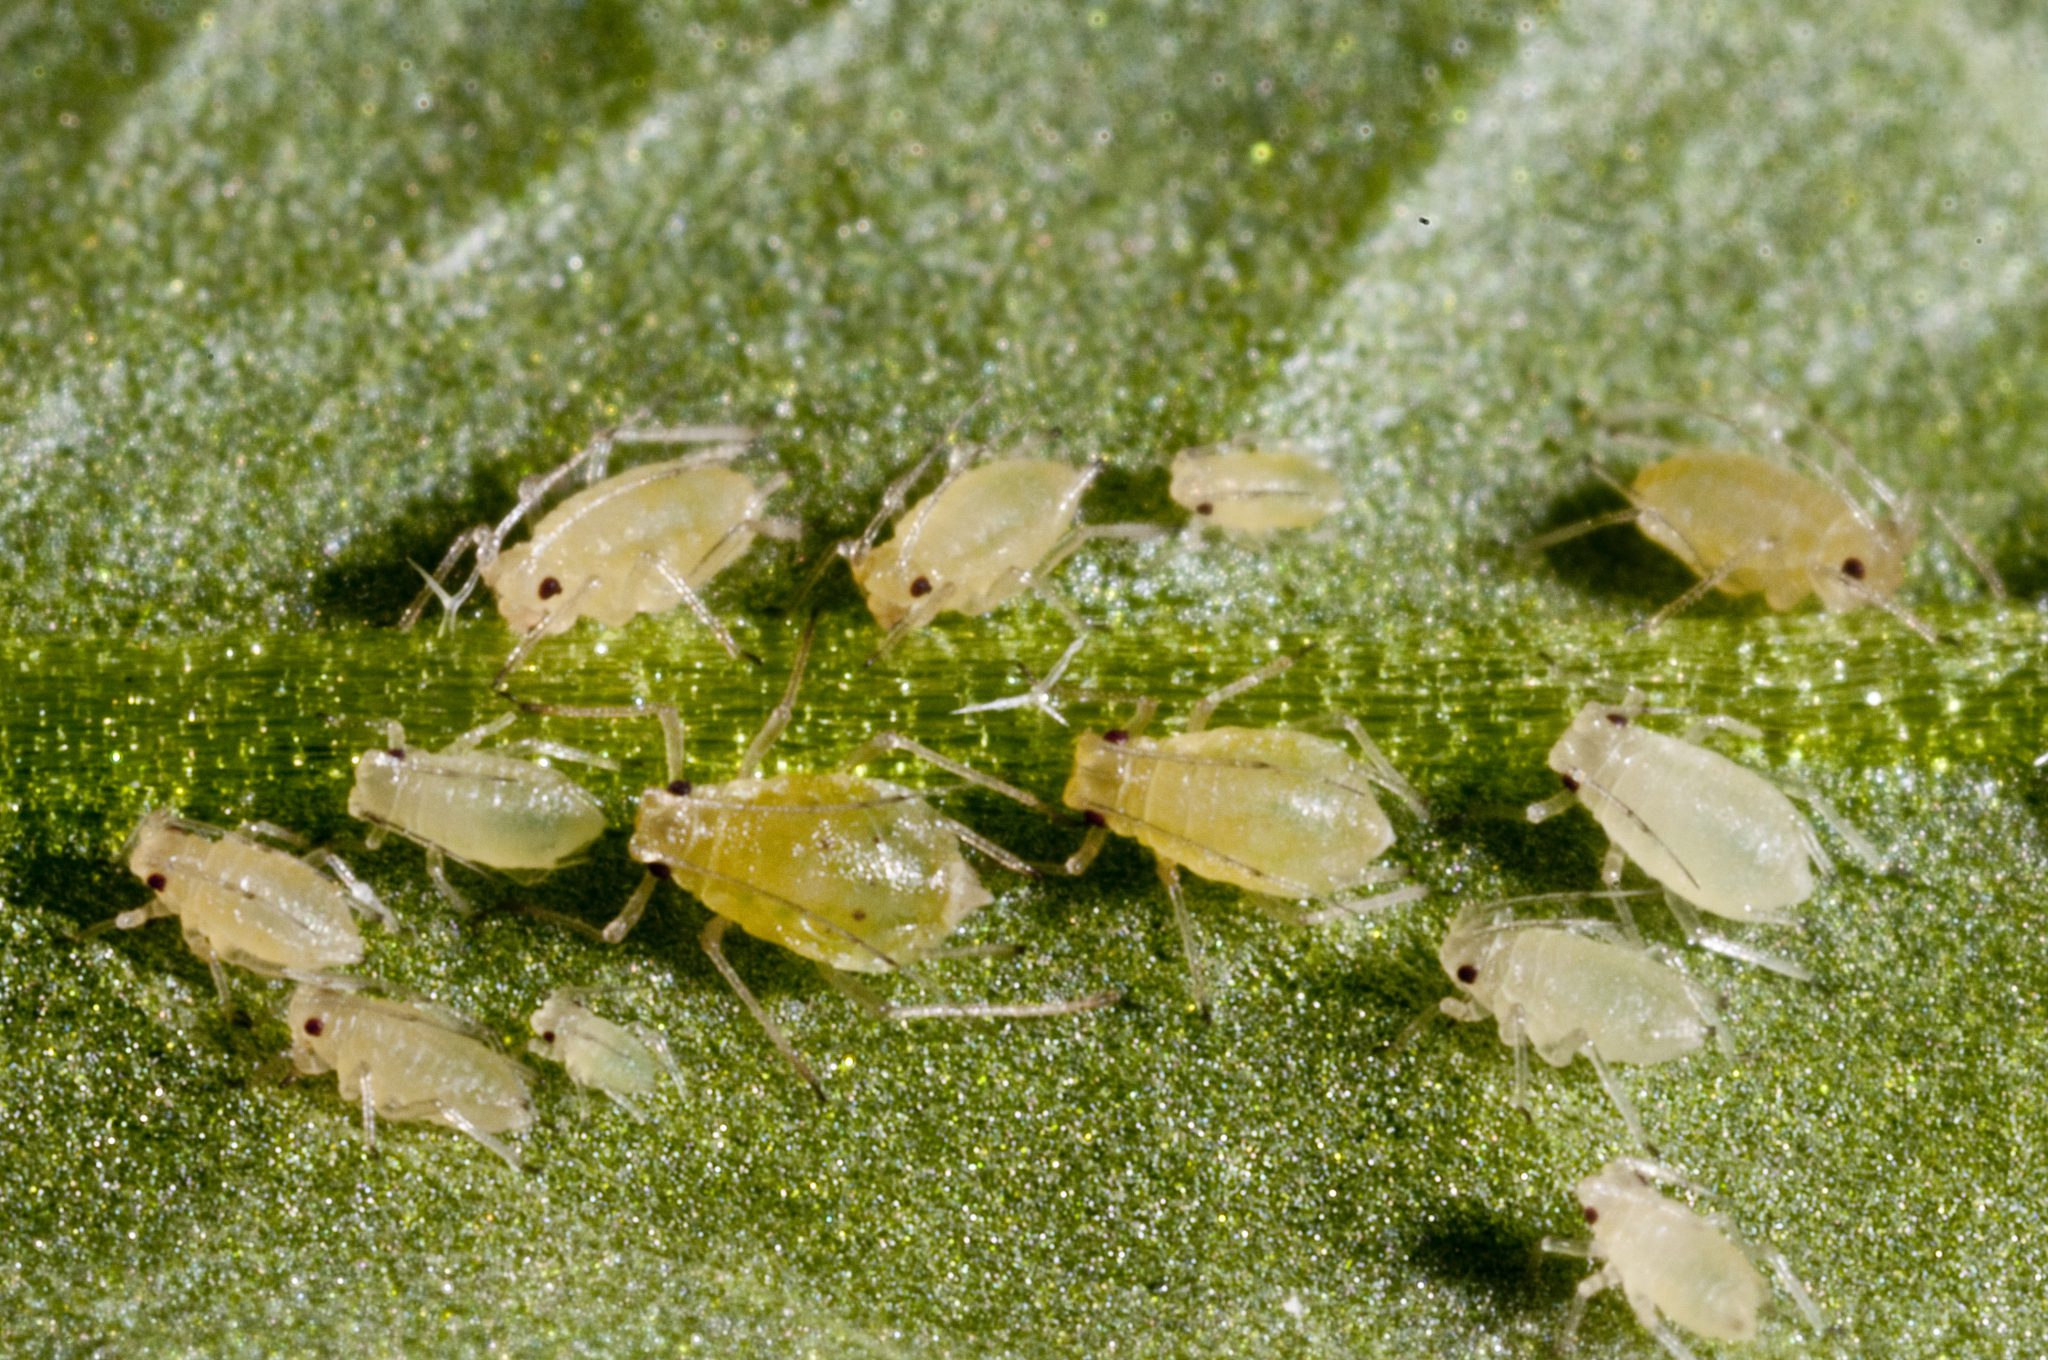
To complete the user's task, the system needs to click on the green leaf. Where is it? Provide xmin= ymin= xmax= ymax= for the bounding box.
xmin=4 ymin=1 xmax=2046 ymax=1355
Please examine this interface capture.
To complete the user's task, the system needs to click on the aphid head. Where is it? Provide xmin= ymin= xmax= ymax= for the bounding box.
xmin=1547 ymin=702 xmax=1630 ymax=780
xmin=1810 ymin=513 xmax=1913 ymax=613
xmin=1575 ymin=1159 xmax=1658 ymax=1231
xmin=345 ymin=748 xmax=407 ymax=827
xmin=847 ymin=536 xmax=933 ymax=632
xmin=1061 ymin=730 xmax=1141 ymax=819
xmin=125 ymin=808 xmax=187 ymax=889
xmin=529 ymin=991 xmax=580 ymax=1050
xmin=1436 ymin=904 xmax=1508 ymax=991
xmin=485 ymin=541 xmax=578 ymax=637
xmin=285 ymin=986 xmax=342 ymax=1075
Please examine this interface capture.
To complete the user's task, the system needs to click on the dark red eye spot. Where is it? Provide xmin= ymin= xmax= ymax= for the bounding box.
xmin=1456 ymin=964 xmax=1478 ymax=984
xmin=303 ymin=1017 xmax=324 ymax=1037
xmin=541 ymin=1031 xmax=556 ymax=1044
xmin=538 ymin=576 xmax=564 ymax=599
xmin=1196 ymin=502 xmax=1214 ymax=515
xmin=1103 ymin=729 xmax=1129 ymax=745
xmin=1560 ymin=773 xmax=1580 ymax=791
xmin=1841 ymin=557 xmax=1866 ymax=580
xmin=1084 ymin=810 xmax=1107 ymax=827
xmin=1582 ymin=1206 xmax=1599 ymax=1224
xmin=1605 ymin=712 xmax=1629 ymax=726
xmin=648 ymin=862 xmax=672 ymax=880
xmin=852 ymin=909 xmax=868 ymax=922
xmin=909 ymin=576 xmax=933 ymax=597
xmin=385 ymin=748 xmax=405 ymax=760
xmin=146 ymin=873 xmax=167 ymax=892
xmin=667 ymin=780 xmax=692 ymax=796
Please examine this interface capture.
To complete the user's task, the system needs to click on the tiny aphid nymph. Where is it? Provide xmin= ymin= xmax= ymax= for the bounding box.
xmin=1544 ymin=1158 xmax=1824 ymax=1358
xmin=1168 ymin=438 xmax=1343 ymax=535
xmin=347 ymin=714 xmax=609 ymax=913
xmin=528 ymin=989 xmax=684 ymax=1120
xmin=108 ymin=809 xmax=393 ymax=1007
xmin=287 ymin=984 xmax=536 ymax=1171
xmin=402 ymin=421 xmax=796 ymax=684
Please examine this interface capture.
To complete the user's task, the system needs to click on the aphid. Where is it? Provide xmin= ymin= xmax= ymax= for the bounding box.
xmin=1435 ymin=898 xmax=1727 ymax=1150
xmin=925 ymin=652 xmax=1425 ymax=1011
xmin=528 ymin=988 xmax=684 ymax=1120
xmin=825 ymin=433 xmax=1160 ymax=661
xmin=287 ymin=983 xmax=535 ymax=1170
xmin=1168 ymin=437 xmax=1343 ymax=535
xmin=1544 ymin=1158 xmax=1824 ymax=1359
xmin=105 ymin=809 xmax=393 ymax=1007
xmin=401 ymin=421 xmax=797 ymax=685
xmin=348 ymin=713 xmax=610 ymax=913
xmin=1531 ymin=406 xmax=2003 ymax=638
xmin=1526 ymin=695 xmax=1879 ymax=980
xmin=592 ymin=621 xmax=1119 ymax=1094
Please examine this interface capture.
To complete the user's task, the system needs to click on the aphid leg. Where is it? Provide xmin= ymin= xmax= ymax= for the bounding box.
xmin=385 ymin=720 xmax=407 ymax=749
xmin=602 ymin=872 xmax=662 ymax=944
xmin=359 ymin=1069 xmax=379 ymax=1152
xmin=1159 ymin=860 xmax=1212 ymax=1016
xmin=1538 ymin=1234 xmax=1594 ymax=1259
xmin=1525 ymin=789 xmax=1578 ymax=823
xmin=1677 ymin=713 xmax=1764 ymax=745
xmin=640 ymin=554 xmax=757 ymax=665
xmin=953 ymin=635 xmax=1087 ymax=725
xmin=1606 ymin=888 xmax=1645 ymax=946
xmin=839 ymin=731 xmax=1068 ymax=821
xmin=197 ymin=942 xmax=234 ymax=1014
xmin=447 ymin=711 xmax=519 ymax=753
xmin=1926 ymin=500 xmax=2007 ymax=600
xmin=1580 ymin=1040 xmax=1656 ymax=1154
xmin=1633 ymin=538 xmax=1774 ymax=633
xmin=88 ymin=898 xmax=174 ymax=939
xmin=1062 ymin=824 xmax=1112 ymax=877
xmin=421 ymin=1103 xmax=524 ymax=1172
xmin=1523 ymin=506 xmax=1644 ymax=552
xmin=235 ymin=819 xmax=310 ymax=848
xmin=601 ymin=1089 xmax=651 ymax=1123
xmin=399 ymin=523 xmax=497 ymax=631
xmin=1324 ymin=711 xmax=1428 ymax=819
xmin=1663 ymin=892 xmax=1813 ymax=982
xmin=1033 ymin=520 xmax=1169 ymax=586
xmin=632 ymin=1024 xmax=689 ymax=1102
xmin=1782 ymin=777 xmax=1885 ymax=873
xmin=701 ymin=917 xmax=824 ymax=1100
xmin=1384 ymin=1005 xmax=1447 ymax=1062
xmin=883 ymin=989 xmax=1123 ymax=1022
xmin=425 ymin=850 xmax=475 ymax=916
xmin=1830 ymin=570 xmax=1941 ymax=644
xmin=1646 ymin=1321 xmax=1704 ymax=1360
xmin=1599 ymin=843 xmax=1627 ymax=889
xmin=1560 ymin=1264 xmax=1621 ymax=1354
xmin=1185 ymin=653 xmax=1294 ymax=734
xmin=1506 ymin=1006 xmax=1534 ymax=1119
xmin=1295 ymin=881 xmax=1429 ymax=926
xmin=934 ymin=815 xmax=1040 ymax=878
xmin=1750 ymin=1242 xmax=1828 ymax=1332
xmin=489 ymin=738 xmax=620 ymax=771
xmin=736 ymin=615 xmax=817 ymax=777
xmin=509 ymin=700 xmax=686 ymax=784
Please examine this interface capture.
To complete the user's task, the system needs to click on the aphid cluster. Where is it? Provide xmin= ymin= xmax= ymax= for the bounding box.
xmin=92 ymin=399 xmax=2005 ymax=1353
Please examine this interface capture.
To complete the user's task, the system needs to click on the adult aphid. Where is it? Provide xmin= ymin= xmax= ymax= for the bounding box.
xmin=1544 ymin=1158 xmax=1825 ymax=1359
xmin=1526 ymin=694 xmax=1881 ymax=980
xmin=347 ymin=713 xmax=610 ymax=913
xmin=401 ymin=420 xmax=797 ymax=686
xmin=1168 ymin=437 xmax=1343 ymax=535
xmin=528 ymin=988 xmax=684 ymax=1120
xmin=891 ymin=651 xmax=1426 ymax=1012
xmin=287 ymin=983 xmax=536 ymax=1171
xmin=536 ymin=621 xmax=1120 ymax=1096
xmin=1530 ymin=403 xmax=2004 ymax=639
xmin=96 ymin=810 xmax=393 ymax=1008
xmin=1432 ymin=897 xmax=1727 ymax=1151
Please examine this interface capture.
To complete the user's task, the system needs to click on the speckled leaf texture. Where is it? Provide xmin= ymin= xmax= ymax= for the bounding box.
xmin=4 ymin=1 xmax=2046 ymax=1356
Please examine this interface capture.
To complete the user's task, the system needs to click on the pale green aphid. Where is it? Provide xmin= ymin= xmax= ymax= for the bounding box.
xmin=347 ymin=713 xmax=610 ymax=914
xmin=527 ymin=989 xmax=684 ymax=1121
xmin=1168 ymin=437 xmax=1343 ymax=535
xmin=288 ymin=984 xmax=536 ymax=1172
xmin=1544 ymin=1158 xmax=1825 ymax=1359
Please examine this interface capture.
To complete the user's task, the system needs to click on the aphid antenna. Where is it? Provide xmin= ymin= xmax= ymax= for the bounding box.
xmin=509 ymin=698 xmax=687 ymax=784
xmin=1571 ymin=767 xmax=1706 ymax=894
xmin=1610 ymin=1155 xmax=1716 ymax=1201
xmin=471 ymin=900 xmax=613 ymax=943
xmin=1833 ymin=571 xmax=1942 ymax=645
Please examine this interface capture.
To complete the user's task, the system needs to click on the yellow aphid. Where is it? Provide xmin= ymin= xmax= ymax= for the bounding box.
xmin=1546 ymin=1159 xmax=1824 ymax=1354
xmin=830 ymin=441 xmax=1159 ymax=660
xmin=528 ymin=989 xmax=684 ymax=1120
xmin=1056 ymin=653 xmax=1426 ymax=1011
xmin=592 ymin=622 xmax=1118 ymax=1095
xmin=1436 ymin=900 xmax=1726 ymax=1150
xmin=347 ymin=714 xmax=609 ymax=914
xmin=1168 ymin=439 xmax=1343 ymax=534
xmin=287 ymin=984 xmax=536 ymax=1171
xmin=401 ymin=422 xmax=795 ymax=683
xmin=111 ymin=810 xmax=392 ymax=1006
xmin=1526 ymin=695 xmax=1880 ymax=980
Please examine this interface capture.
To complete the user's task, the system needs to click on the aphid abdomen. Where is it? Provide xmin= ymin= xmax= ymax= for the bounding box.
xmin=1130 ymin=729 xmax=1396 ymax=897
xmin=1616 ymin=1206 xmax=1767 ymax=1342
xmin=1591 ymin=732 xmax=1815 ymax=921
xmin=192 ymin=836 xmax=365 ymax=970
xmin=1500 ymin=932 xmax=1709 ymax=1067
xmin=856 ymin=460 xmax=1087 ymax=624
xmin=1631 ymin=452 xmax=1845 ymax=608
xmin=369 ymin=751 xmax=606 ymax=871
xmin=291 ymin=989 xmax=535 ymax=1138
xmin=1169 ymin=447 xmax=1342 ymax=533
xmin=634 ymin=776 xmax=990 ymax=972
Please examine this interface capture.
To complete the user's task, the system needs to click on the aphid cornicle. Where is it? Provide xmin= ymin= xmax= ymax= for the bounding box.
xmin=527 ymin=989 xmax=684 ymax=1120
xmin=583 ymin=622 xmax=1118 ymax=1095
xmin=1544 ymin=1158 xmax=1824 ymax=1359
xmin=1526 ymin=695 xmax=1880 ymax=980
xmin=110 ymin=810 xmax=394 ymax=1007
xmin=400 ymin=421 xmax=797 ymax=685
xmin=1168 ymin=438 xmax=1344 ymax=535
xmin=1436 ymin=899 xmax=1727 ymax=1150
xmin=287 ymin=984 xmax=536 ymax=1171
xmin=347 ymin=714 xmax=609 ymax=914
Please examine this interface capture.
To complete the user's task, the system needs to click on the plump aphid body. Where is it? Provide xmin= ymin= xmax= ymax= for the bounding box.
xmin=852 ymin=458 xmax=1092 ymax=631
xmin=630 ymin=774 xmax=992 ymax=973
xmin=528 ymin=990 xmax=682 ymax=1118
xmin=1629 ymin=451 xmax=1910 ymax=614
xmin=1168 ymin=441 xmax=1343 ymax=534
xmin=1064 ymin=727 xmax=1396 ymax=899
xmin=1438 ymin=909 xmax=1714 ymax=1068
xmin=487 ymin=461 xmax=776 ymax=637
xmin=1541 ymin=702 xmax=1817 ymax=924
xmin=121 ymin=810 xmax=382 ymax=983
xmin=287 ymin=984 xmax=535 ymax=1169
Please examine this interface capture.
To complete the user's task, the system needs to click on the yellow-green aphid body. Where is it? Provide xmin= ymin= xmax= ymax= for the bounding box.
xmin=349 ymin=746 xmax=606 ymax=873
xmin=1630 ymin=450 xmax=1910 ymax=612
xmin=630 ymin=774 xmax=991 ymax=973
xmin=1169 ymin=442 xmax=1343 ymax=534
xmin=287 ymin=985 xmax=535 ymax=1169
xmin=852 ymin=458 xmax=1092 ymax=631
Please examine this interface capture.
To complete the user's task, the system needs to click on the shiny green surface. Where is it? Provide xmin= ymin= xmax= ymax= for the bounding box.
xmin=5 ymin=1 xmax=2048 ymax=1355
